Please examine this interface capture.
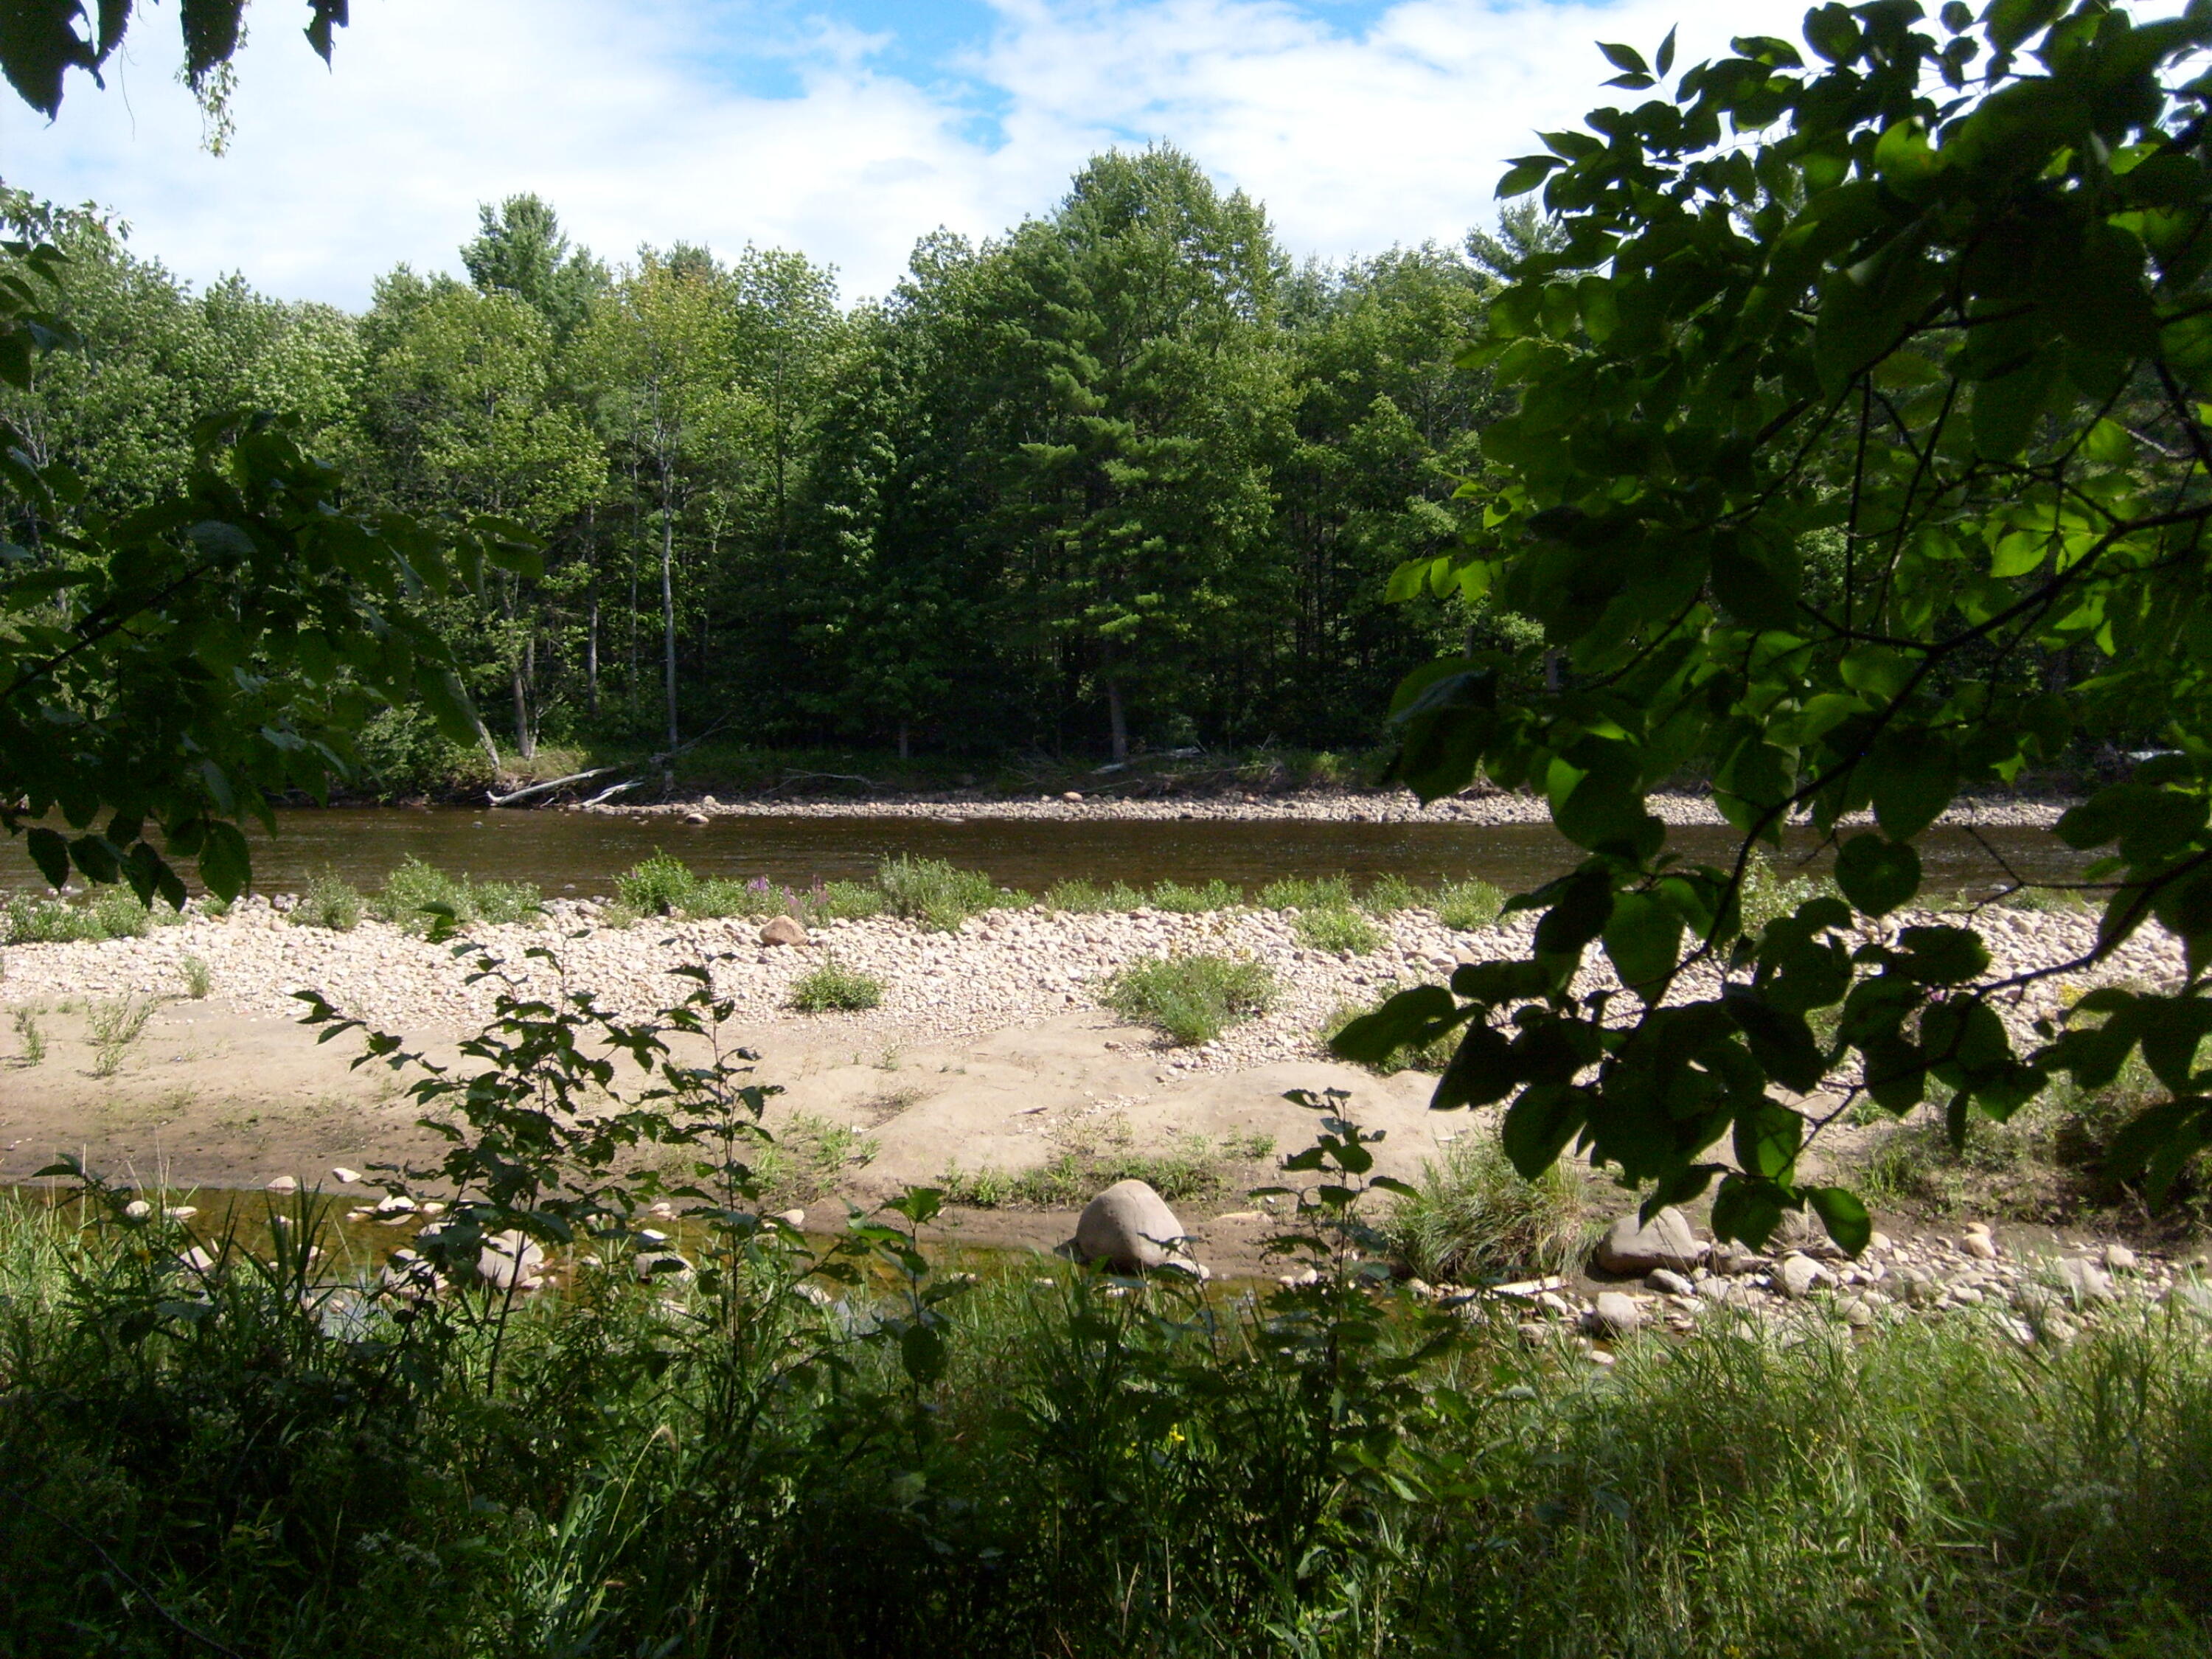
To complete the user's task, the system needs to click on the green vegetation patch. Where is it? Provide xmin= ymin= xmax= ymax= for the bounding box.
xmin=1387 ymin=1135 xmax=1598 ymax=1286
xmin=371 ymin=856 xmax=541 ymax=932
xmin=1293 ymin=905 xmax=1384 ymax=954
xmin=1435 ymin=877 xmax=1506 ymax=931
xmin=1101 ymin=953 xmax=1275 ymax=1046
xmin=291 ymin=874 xmax=364 ymax=933
xmin=787 ymin=956 xmax=884 ymax=1013
xmin=874 ymin=855 xmax=1007 ymax=931
xmin=939 ymin=1116 xmax=1275 ymax=1208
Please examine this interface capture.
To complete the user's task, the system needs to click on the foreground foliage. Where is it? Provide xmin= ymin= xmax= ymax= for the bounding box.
xmin=1348 ymin=1 xmax=2212 ymax=1249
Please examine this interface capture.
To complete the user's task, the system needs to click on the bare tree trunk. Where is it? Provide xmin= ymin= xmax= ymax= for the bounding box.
xmin=897 ymin=720 xmax=910 ymax=762
xmin=1543 ymin=648 xmax=1562 ymax=692
xmin=660 ymin=476 xmax=678 ymax=794
xmin=585 ymin=505 xmax=601 ymax=718
xmin=1105 ymin=670 xmax=1128 ymax=765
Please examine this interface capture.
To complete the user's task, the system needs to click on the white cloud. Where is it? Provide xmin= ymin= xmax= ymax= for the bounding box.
xmin=0 ymin=0 xmax=1811 ymax=308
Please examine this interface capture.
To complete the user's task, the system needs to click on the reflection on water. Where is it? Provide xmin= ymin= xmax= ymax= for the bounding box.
xmin=48 ymin=805 xmax=2090 ymax=902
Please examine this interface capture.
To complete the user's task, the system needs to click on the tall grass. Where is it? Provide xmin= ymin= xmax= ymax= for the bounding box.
xmin=874 ymin=854 xmax=1005 ymax=931
xmin=1388 ymin=1134 xmax=1598 ymax=1284
xmin=1101 ymin=952 xmax=1275 ymax=1045
xmin=1 ymin=1186 xmax=2207 ymax=1657
xmin=371 ymin=855 xmax=541 ymax=931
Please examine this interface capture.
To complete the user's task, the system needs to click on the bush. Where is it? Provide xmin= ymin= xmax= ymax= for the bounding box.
xmin=1388 ymin=1135 xmax=1597 ymax=1285
xmin=1260 ymin=873 xmax=1357 ymax=911
xmin=876 ymin=855 xmax=1001 ymax=931
xmin=3 ymin=895 xmax=100 ymax=945
xmin=1043 ymin=877 xmax=1145 ymax=913
xmin=1363 ymin=874 xmax=1428 ymax=916
xmin=1147 ymin=877 xmax=1239 ymax=914
xmin=88 ymin=887 xmax=156 ymax=939
xmin=371 ymin=857 xmax=541 ymax=933
xmin=1101 ymin=953 xmax=1274 ymax=1046
xmin=291 ymin=874 xmax=363 ymax=932
xmin=806 ymin=880 xmax=886 ymax=922
xmin=352 ymin=704 xmax=496 ymax=799
xmin=1436 ymin=877 xmax=1506 ymax=931
xmin=616 ymin=851 xmax=697 ymax=917
xmin=787 ymin=956 xmax=884 ymax=1012
xmin=1295 ymin=905 xmax=1384 ymax=954
xmin=178 ymin=956 xmax=212 ymax=1000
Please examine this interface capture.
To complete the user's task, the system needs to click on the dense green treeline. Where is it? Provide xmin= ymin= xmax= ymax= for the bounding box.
xmin=1 ymin=148 xmax=1514 ymax=777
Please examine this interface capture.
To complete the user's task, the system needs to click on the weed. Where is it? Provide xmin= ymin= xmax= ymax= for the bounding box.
xmin=1362 ymin=873 xmax=1428 ymax=915
xmin=4 ymin=894 xmax=100 ymax=944
xmin=788 ymin=956 xmax=884 ymax=1012
xmin=178 ymin=955 xmax=212 ymax=1000
xmin=1147 ymin=877 xmax=1239 ymax=914
xmin=755 ymin=1112 xmax=878 ymax=1205
xmin=1101 ymin=953 xmax=1274 ymax=1046
xmin=1295 ymin=905 xmax=1385 ymax=954
xmin=88 ymin=887 xmax=154 ymax=939
xmin=615 ymin=851 xmax=695 ymax=916
xmin=291 ymin=874 xmax=364 ymax=932
xmin=375 ymin=858 xmax=545 ymax=931
xmin=807 ymin=879 xmax=886 ymax=922
xmin=1388 ymin=1134 xmax=1597 ymax=1284
xmin=1043 ymin=877 xmax=1145 ymax=913
xmin=1261 ymin=873 xmax=1357 ymax=911
xmin=11 ymin=1006 xmax=44 ymax=1065
xmin=86 ymin=995 xmax=153 ymax=1077
xmin=876 ymin=855 xmax=1002 ymax=931
xmin=1436 ymin=876 xmax=1506 ymax=931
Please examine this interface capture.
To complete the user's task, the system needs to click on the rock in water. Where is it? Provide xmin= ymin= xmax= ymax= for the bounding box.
xmin=1075 ymin=1180 xmax=1195 ymax=1273
xmin=759 ymin=915 xmax=809 ymax=947
xmin=1593 ymin=1207 xmax=1700 ymax=1275
xmin=478 ymin=1229 xmax=545 ymax=1292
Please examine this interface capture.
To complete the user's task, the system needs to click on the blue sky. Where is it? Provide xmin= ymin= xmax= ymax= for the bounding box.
xmin=0 ymin=0 xmax=1812 ymax=308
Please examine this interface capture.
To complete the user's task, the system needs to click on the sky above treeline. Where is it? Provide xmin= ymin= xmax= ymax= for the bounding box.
xmin=4 ymin=0 xmax=1812 ymax=308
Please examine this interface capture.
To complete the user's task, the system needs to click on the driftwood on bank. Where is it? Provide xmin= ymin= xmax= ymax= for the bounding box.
xmin=486 ymin=765 xmax=625 ymax=809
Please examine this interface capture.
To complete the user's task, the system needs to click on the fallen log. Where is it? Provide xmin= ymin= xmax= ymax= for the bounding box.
xmin=487 ymin=765 xmax=625 ymax=808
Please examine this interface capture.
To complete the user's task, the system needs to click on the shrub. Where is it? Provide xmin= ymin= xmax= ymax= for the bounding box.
xmin=4 ymin=895 xmax=100 ymax=945
xmin=1436 ymin=877 xmax=1506 ymax=931
xmin=616 ymin=852 xmax=697 ymax=917
xmin=1043 ymin=877 xmax=1145 ymax=913
xmin=86 ymin=995 xmax=155 ymax=1078
xmin=876 ymin=855 xmax=1001 ymax=931
xmin=1101 ymin=953 xmax=1274 ymax=1046
xmin=684 ymin=875 xmax=768 ymax=919
xmin=1362 ymin=874 xmax=1427 ymax=916
xmin=1295 ymin=905 xmax=1384 ymax=954
xmin=806 ymin=880 xmax=886 ymax=922
xmin=291 ymin=874 xmax=363 ymax=932
xmin=787 ymin=956 xmax=884 ymax=1012
xmin=371 ymin=857 xmax=543 ymax=933
xmin=1260 ymin=874 xmax=1356 ymax=911
xmin=1147 ymin=877 xmax=1239 ymax=914
xmin=88 ymin=887 xmax=154 ymax=939
xmin=1388 ymin=1134 xmax=1597 ymax=1285
xmin=353 ymin=704 xmax=496 ymax=799
xmin=11 ymin=1006 xmax=44 ymax=1065
xmin=178 ymin=956 xmax=212 ymax=1000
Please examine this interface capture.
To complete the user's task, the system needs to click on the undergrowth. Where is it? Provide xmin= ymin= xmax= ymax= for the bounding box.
xmin=1102 ymin=953 xmax=1275 ymax=1046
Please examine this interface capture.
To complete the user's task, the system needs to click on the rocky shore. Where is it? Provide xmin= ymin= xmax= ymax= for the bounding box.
xmin=0 ymin=888 xmax=2171 ymax=1074
xmin=585 ymin=784 xmax=2073 ymax=830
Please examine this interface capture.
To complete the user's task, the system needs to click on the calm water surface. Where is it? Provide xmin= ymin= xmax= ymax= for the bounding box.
xmin=155 ymin=807 xmax=2088 ymax=900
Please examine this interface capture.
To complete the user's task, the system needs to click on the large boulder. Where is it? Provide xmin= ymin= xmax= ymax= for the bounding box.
xmin=759 ymin=915 xmax=808 ymax=947
xmin=1075 ymin=1180 xmax=1197 ymax=1273
xmin=478 ymin=1229 xmax=546 ymax=1292
xmin=1593 ymin=1207 xmax=1701 ymax=1276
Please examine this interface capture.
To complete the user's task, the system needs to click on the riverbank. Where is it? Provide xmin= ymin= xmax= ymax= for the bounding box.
xmin=585 ymin=782 xmax=2073 ymax=827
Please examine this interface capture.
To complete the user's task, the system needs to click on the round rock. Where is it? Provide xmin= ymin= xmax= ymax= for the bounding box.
xmin=1594 ymin=1207 xmax=1700 ymax=1275
xmin=759 ymin=915 xmax=809 ymax=947
xmin=1074 ymin=1179 xmax=1195 ymax=1273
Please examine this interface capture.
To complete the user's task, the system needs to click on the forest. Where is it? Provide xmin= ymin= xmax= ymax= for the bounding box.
xmin=0 ymin=151 xmax=1529 ymax=782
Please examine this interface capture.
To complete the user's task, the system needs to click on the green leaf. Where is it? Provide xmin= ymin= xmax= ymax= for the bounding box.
xmin=1501 ymin=1084 xmax=1584 ymax=1179
xmin=1864 ymin=729 xmax=1958 ymax=841
xmin=1330 ymin=986 xmax=1457 ymax=1066
xmin=198 ymin=821 xmax=252 ymax=902
xmin=1433 ymin=1020 xmax=1516 ymax=1110
xmin=1733 ymin=1099 xmax=1803 ymax=1180
xmin=1709 ymin=1173 xmax=1785 ymax=1249
xmin=1603 ymin=892 xmax=1683 ymax=1005
xmin=1805 ymin=1186 xmax=1871 ymax=1255
xmin=24 ymin=827 xmax=67 ymax=888
xmin=1834 ymin=833 xmax=1921 ymax=917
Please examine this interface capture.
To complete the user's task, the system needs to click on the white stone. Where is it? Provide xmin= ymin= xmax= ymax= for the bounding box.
xmin=1586 ymin=1291 xmax=1642 ymax=1337
xmin=1075 ymin=1179 xmax=1197 ymax=1273
xmin=264 ymin=1175 xmax=298 ymax=1194
xmin=1778 ymin=1253 xmax=1826 ymax=1298
xmin=477 ymin=1230 xmax=545 ymax=1291
xmin=330 ymin=1166 xmax=363 ymax=1185
xmin=1594 ymin=1207 xmax=1701 ymax=1275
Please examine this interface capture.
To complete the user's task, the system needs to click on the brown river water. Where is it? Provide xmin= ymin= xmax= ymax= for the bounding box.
xmin=145 ymin=807 xmax=2084 ymax=900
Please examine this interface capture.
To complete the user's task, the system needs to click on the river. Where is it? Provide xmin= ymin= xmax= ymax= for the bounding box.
xmin=141 ymin=807 xmax=2085 ymax=900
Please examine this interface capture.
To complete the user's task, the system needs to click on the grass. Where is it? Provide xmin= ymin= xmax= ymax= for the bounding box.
xmin=1259 ymin=873 xmax=1357 ymax=911
xmin=874 ymin=854 xmax=1006 ymax=931
xmin=85 ymin=995 xmax=153 ymax=1077
xmin=1293 ymin=905 xmax=1384 ymax=953
xmin=938 ymin=1120 xmax=1277 ymax=1208
xmin=755 ymin=1113 xmax=879 ymax=1206
xmin=787 ymin=955 xmax=885 ymax=1012
xmin=1323 ymin=987 xmax=1460 ymax=1074
xmin=1146 ymin=877 xmax=1240 ymax=914
xmin=178 ymin=954 xmax=212 ymax=999
xmin=1043 ymin=877 xmax=1147 ymax=913
xmin=1100 ymin=952 xmax=1276 ymax=1046
xmin=0 ymin=1185 xmax=2208 ymax=1657
xmin=10 ymin=1006 xmax=44 ymax=1066
xmin=3 ymin=886 xmax=178 ymax=945
xmin=291 ymin=873 xmax=364 ymax=932
xmin=370 ymin=855 xmax=541 ymax=932
xmin=1436 ymin=875 xmax=1507 ymax=930
xmin=1387 ymin=1134 xmax=1599 ymax=1285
